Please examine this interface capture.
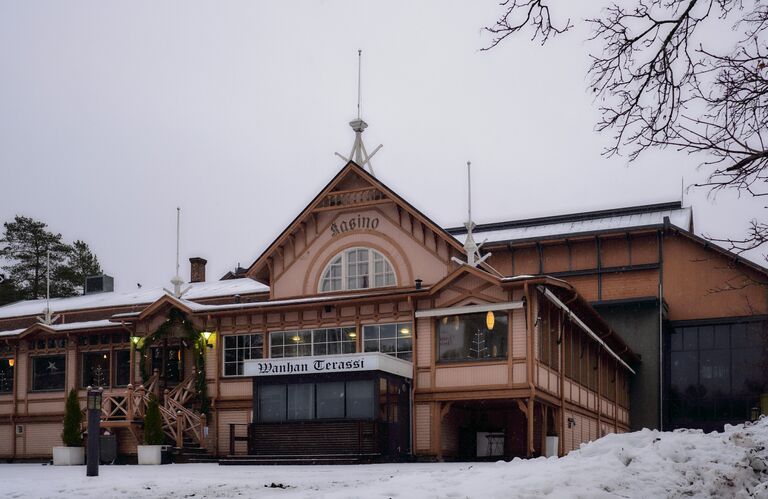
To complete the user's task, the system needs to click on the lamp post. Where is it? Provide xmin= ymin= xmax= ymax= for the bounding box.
xmin=86 ymin=386 xmax=102 ymax=477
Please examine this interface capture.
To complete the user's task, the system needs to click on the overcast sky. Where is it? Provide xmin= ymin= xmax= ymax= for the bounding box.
xmin=0 ymin=1 xmax=762 ymax=293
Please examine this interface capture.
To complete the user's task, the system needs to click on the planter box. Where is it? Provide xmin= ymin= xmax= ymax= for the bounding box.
xmin=545 ymin=436 xmax=559 ymax=458
xmin=137 ymin=445 xmax=163 ymax=465
xmin=52 ymin=446 xmax=85 ymax=466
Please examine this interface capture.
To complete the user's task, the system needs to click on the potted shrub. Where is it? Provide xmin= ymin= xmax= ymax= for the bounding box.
xmin=53 ymin=389 xmax=85 ymax=465
xmin=138 ymin=396 xmax=165 ymax=464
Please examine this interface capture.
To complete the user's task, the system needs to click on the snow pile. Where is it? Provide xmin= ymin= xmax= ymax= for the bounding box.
xmin=1 ymin=418 xmax=767 ymax=498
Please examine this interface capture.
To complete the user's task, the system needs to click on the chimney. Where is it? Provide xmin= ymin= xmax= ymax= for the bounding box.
xmin=190 ymin=257 xmax=207 ymax=283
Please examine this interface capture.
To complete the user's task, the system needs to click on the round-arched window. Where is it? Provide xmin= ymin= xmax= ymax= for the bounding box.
xmin=319 ymin=248 xmax=396 ymax=292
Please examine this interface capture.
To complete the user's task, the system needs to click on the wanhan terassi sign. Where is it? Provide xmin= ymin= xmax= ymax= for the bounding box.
xmin=243 ymin=352 xmax=413 ymax=379
xmin=330 ymin=214 xmax=380 ymax=236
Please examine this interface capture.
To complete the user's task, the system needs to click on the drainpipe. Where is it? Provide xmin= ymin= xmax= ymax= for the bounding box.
xmin=658 ymin=227 xmax=665 ymax=431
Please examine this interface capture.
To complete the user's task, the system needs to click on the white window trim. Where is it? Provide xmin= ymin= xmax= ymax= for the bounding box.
xmin=318 ymin=247 xmax=396 ymax=293
xmin=222 ymin=332 xmax=265 ymax=377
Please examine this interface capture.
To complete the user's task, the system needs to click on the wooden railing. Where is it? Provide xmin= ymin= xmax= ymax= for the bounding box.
xmin=95 ymin=370 xmax=207 ymax=448
xmin=316 ymin=187 xmax=385 ymax=211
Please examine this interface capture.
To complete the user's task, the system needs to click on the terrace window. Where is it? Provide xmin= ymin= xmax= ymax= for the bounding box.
xmin=363 ymin=322 xmax=413 ymax=361
xmin=319 ymin=248 xmax=396 ymax=292
xmin=223 ymin=333 xmax=265 ymax=376
xmin=32 ymin=355 xmax=66 ymax=392
xmin=82 ymin=352 xmax=111 ymax=388
xmin=436 ymin=311 xmax=508 ymax=363
xmin=269 ymin=327 xmax=356 ymax=358
xmin=0 ymin=358 xmax=13 ymax=393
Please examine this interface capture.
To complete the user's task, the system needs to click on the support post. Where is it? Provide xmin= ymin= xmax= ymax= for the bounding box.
xmin=199 ymin=413 xmax=207 ymax=447
xmin=86 ymin=387 xmax=103 ymax=477
xmin=176 ymin=410 xmax=184 ymax=448
xmin=526 ymin=398 xmax=534 ymax=457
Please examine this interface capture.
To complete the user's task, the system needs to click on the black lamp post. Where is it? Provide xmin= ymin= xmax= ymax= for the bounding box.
xmin=86 ymin=386 xmax=102 ymax=477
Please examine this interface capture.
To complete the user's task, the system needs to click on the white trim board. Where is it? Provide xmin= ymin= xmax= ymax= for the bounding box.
xmin=415 ymin=301 xmax=523 ymax=318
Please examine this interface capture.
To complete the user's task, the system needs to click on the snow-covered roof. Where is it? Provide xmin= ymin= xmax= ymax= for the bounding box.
xmin=448 ymin=202 xmax=693 ymax=245
xmin=0 ymin=319 xmax=121 ymax=338
xmin=0 ymin=278 xmax=268 ymax=320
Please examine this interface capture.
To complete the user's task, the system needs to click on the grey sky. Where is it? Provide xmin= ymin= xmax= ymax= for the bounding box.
xmin=0 ymin=1 xmax=762 ymax=292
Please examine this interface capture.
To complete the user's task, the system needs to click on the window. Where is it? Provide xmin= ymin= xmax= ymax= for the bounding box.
xmin=363 ymin=322 xmax=413 ymax=361
xmin=667 ymin=320 xmax=768 ymax=430
xmin=0 ymin=358 xmax=13 ymax=393
xmin=82 ymin=352 xmax=111 ymax=388
xmin=537 ymin=298 xmax=560 ymax=371
xmin=319 ymin=248 xmax=396 ymax=292
xmin=436 ymin=311 xmax=508 ymax=362
xmin=32 ymin=355 xmax=66 ymax=391
xmin=224 ymin=334 xmax=264 ymax=376
xmin=114 ymin=350 xmax=131 ymax=387
xmin=256 ymin=380 xmax=375 ymax=422
xmin=269 ymin=328 xmax=356 ymax=358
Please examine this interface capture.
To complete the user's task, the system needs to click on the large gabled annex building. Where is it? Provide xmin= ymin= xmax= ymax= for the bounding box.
xmin=0 ymin=155 xmax=765 ymax=462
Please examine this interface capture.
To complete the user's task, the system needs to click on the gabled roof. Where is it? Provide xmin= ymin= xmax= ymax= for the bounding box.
xmin=245 ymin=161 xmax=466 ymax=283
xmin=447 ymin=201 xmax=692 ymax=245
xmin=0 ymin=278 xmax=268 ymax=320
xmin=0 ymin=319 xmax=125 ymax=340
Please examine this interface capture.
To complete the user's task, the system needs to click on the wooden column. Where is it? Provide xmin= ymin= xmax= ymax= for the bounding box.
xmin=526 ymin=398 xmax=534 ymax=457
xmin=433 ymin=401 xmax=443 ymax=461
xmin=559 ymin=313 xmax=566 ymax=456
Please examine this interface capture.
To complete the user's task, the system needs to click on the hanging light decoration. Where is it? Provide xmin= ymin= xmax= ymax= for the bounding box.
xmin=399 ymin=326 xmax=411 ymax=336
xmin=291 ymin=333 xmax=302 ymax=343
xmin=486 ymin=311 xmax=495 ymax=330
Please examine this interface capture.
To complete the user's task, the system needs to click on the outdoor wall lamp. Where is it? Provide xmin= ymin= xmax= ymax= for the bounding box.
xmin=201 ymin=331 xmax=214 ymax=348
xmin=567 ymin=417 xmax=576 ymax=428
xmin=130 ymin=336 xmax=141 ymax=346
xmin=7 ymin=358 xmax=14 ymax=367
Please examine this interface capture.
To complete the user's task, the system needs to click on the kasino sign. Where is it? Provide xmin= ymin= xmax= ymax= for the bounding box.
xmin=243 ymin=352 xmax=413 ymax=379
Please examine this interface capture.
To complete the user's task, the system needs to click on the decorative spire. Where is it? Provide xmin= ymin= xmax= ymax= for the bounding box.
xmin=451 ymin=161 xmax=491 ymax=268
xmin=335 ymin=50 xmax=382 ymax=175
xmin=37 ymin=250 xmax=59 ymax=325
xmin=165 ymin=207 xmax=189 ymax=298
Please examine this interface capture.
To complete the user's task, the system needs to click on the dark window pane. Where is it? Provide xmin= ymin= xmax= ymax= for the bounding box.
xmin=82 ymin=352 xmax=111 ymax=388
xmin=670 ymin=329 xmax=683 ymax=352
xmin=0 ymin=358 xmax=14 ymax=393
xmin=346 ymin=380 xmax=374 ymax=419
xmin=684 ymin=328 xmax=697 ymax=351
xmin=32 ymin=355 xmax=66 ymax=391
xmin=699 ymin=349 xmax=729 ymax=396
xmin=380 ymin=324 xmax=396 ymax=339
xmin=437 ymin=312 xmax=508 ymax=362
xmin=287 ymin=384 xmax=314 ymax=420
xmin=364 ymin=340 xmax=379 ymax=352
xmin=316 ymin=382 xmax=345 ymax=418
xmin=259 ymin=385 xmax=286 ymax=422
xmin=699 ymin=326 xmax=714 ymax=350
xmin=114 ymin=350 xmax=131 ymax=386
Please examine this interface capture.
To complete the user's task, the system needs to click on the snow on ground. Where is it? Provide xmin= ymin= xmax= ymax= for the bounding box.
xmin=3 ymin=418 xmax=768 ymax=499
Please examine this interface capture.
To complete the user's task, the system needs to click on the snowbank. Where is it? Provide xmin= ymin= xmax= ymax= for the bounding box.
xmin=2 ymin=417 xmax=767 ymax=498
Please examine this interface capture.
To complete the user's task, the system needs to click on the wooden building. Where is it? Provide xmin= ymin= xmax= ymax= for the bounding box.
xmin=0 ymin=160 xmax=763 ymax=462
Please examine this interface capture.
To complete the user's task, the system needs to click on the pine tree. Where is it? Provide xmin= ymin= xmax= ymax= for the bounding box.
xmin=59 ymin=240 xmax=102 ymax=295
xmin=143 ymin=396 xmax=165 ymax=445
xmin=0 ymin=216 xmax=73 ymax=300
xmin=0 ymin=274 xmax=21 ymax=306
xmin=61 ymin=389 xmax=83 ymax=447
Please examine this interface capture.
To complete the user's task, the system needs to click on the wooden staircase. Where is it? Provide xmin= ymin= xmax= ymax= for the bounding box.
xmin=96 ymin=370 xmax=208 ymax=452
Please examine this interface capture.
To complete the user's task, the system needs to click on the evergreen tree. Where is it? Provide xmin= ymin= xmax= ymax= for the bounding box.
xmin=0 ymin=216 xmax=73 ymax=300
xmin=61 ymin=389 xmax=83 ymax=447
xmin=0 ymin=274 xmax=22 ymax=306
xmin=59 ymin=240 xmax=102 ymax=295
xmin=143 ymin=396 xmax=165 ymax=445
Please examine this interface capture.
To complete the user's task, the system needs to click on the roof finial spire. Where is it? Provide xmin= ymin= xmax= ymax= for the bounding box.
xmin=165 ymin=207 xmax=190 ymax=298
xmin=334 ymin=49 xmax=383 ymax=175
xmin=37 ymin=250 xmax=59 ymax=325
xmin=451 ymin=161 xmax=491 ymax=268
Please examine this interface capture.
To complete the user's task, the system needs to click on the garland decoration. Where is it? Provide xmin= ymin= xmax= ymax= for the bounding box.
xmin=134 ymin=308 xmax=210 ymax=415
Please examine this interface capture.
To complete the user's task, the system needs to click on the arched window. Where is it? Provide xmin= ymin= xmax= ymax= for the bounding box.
xmin=319 ymin=248 xmax=396 ymax=292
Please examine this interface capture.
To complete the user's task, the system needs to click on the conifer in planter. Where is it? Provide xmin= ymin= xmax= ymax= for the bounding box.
xmin=138 ymin=396 xmax=166 ymax=464
xmin=53 ymin=389 xmax=85 ymax=465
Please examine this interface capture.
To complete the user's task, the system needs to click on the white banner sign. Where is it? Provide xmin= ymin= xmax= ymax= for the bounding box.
xmin=243 ymin=352 xmax=412 ymax=379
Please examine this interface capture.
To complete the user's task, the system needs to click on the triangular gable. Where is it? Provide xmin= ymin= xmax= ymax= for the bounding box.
xmin=428 ymin=265 xmax=503 ymax=297
xmin=246 ymin=161 xmax=467 ymax=284
xmin=17 ymin=323 xmax=55 ymax=339
xmin=135 ymin=293 xmax=195 ymax=321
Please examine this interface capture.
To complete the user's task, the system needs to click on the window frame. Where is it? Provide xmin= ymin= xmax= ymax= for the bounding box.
xmin=435 ymin=311 xmax=509 ymax=363
xmin=222 ymin=332 xmax=265 ymax=377
xmin=0 ymin=358 xmax=14 ymax=394
xmin=81 ymin=351 xmax=112 ymax=388
xmin=269 ymin=327 xmax=357 ymax=359
xmin=318 ymin=247 xmax=396 ymax=293
xmin=31 ymin=354 xmax=67 ymax=392
xmin=362 ymin=322 xmax=413 ymax=361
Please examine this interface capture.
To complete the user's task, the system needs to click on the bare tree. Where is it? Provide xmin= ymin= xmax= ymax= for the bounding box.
xmin=485 ymin=1 xmax=768 ymax=257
